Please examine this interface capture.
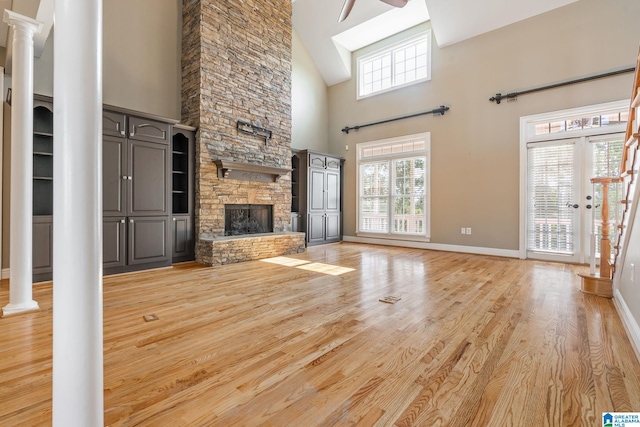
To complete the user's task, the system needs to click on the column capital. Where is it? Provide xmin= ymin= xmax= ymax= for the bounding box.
xmin=3 ymin=10 xmax=43 ymax=35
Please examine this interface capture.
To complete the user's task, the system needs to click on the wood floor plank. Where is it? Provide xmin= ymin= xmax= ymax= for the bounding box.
xmin=1 ymin=243 xmax=640 ymax=426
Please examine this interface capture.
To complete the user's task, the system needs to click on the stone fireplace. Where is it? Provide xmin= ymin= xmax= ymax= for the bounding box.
xmin=181 ymin=0 xmax=305 ymax=265
xmin=224 ymin=204 xmax=273 ymax=236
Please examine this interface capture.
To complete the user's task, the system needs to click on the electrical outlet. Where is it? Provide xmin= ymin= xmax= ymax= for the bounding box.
xmin=461 ymin=227 xmax=466 ymax=235
xmin=466 ymin=227 xmax=472 ymax=235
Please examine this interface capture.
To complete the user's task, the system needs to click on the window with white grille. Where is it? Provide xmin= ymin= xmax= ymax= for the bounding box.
xmin=357 ymin=31 xmax=431 ymax=99
xmin=357 ymin=133 xmax=430 ymax=239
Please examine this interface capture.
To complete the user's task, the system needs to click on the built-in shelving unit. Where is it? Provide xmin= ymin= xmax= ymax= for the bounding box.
xmin=171 ymin=125 xmax=196 ymax=262
xmin=291 ymin=154 xmax=299 ymax=213
xmin=172 ymin=133 xmax=189 ymax=214
xmin=33 ymin=105 xmax=53 ymax=216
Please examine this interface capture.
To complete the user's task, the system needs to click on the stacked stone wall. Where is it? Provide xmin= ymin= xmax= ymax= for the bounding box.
xmin=182 ymin=0 xmax=295 ymax=265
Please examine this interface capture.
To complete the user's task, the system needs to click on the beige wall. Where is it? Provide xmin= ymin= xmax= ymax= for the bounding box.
xmin=291 ymin=30 xmax=329 ymax=152
xmin=328 ymin=0 xmax=640 ymax=250
xmin=31 ymin=0 xmax=182 ymax=119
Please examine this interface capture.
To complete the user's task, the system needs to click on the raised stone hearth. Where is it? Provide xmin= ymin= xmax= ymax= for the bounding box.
xmin=197 ymin=232 xmax=305 ymax=266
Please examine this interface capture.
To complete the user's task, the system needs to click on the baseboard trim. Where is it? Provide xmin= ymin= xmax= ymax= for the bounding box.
xmin=342 ymin=236 xmax=520 ymax=258
xmin=614 ymin=289 xmax=640 ymax=363
xmin=1 ymin=268 xmax=9 ymax=279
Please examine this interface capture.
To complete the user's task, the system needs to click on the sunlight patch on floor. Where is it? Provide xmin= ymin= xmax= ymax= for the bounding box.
xmin=260 ymin=256 xmax=311 ymax=267
xmin=260 ymin=257 xmax=356 ymax=276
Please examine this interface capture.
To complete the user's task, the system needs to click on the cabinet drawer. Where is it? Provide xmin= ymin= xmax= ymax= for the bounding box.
xmin=103 ymin=110 xmax=127 ymax=138
xmin=128 ymin=116 xmax=170 ymax=144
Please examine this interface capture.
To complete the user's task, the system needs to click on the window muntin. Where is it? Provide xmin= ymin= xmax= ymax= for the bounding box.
xmin=358 ymin=32 xmax=431 ymax=99
xmin=357 ymin=133 xmax=430 ymax=239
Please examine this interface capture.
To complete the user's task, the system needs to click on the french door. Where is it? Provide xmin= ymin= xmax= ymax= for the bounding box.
xmin=526 ymin=134 xmax=624 ymax=263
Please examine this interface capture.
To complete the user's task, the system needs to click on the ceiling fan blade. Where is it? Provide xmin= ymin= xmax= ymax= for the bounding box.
xmin=338 ymin=0 xmax=356 ymax=23
xmin=380 ymin=0 xmax=408 ymax=7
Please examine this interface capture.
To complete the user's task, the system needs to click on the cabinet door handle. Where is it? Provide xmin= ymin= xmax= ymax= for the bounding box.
xmin=120 ymin=130 xmax=126 ymax=136
xmin=122 ymin=175 xmax=128 ymax=180
xmin=130 ymin=125 xmax=136 ymax=138
xmin=130 ymin=219 xmax=134 ymax=224
xmin=120 ymin=219 xmax=125 ymax=224
xmin=173 ymin=218 xmax=177 ymax=221
xmin=128 ymin=176 xmax=132 ymax=180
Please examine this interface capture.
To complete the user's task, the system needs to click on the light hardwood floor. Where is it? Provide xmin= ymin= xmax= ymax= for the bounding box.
xmin=1 ymin=243 xmax=640 ymax=426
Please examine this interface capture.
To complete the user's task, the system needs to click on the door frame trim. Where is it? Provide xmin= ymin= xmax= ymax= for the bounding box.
xmin=519 ymin=99 xmax=629 ymax=260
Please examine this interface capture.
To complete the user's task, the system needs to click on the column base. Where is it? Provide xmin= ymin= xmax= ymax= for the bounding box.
xmin=2 ymin=300 xmax=40 ymax=317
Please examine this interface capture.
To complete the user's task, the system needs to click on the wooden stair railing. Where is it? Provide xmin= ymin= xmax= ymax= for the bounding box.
xmin=580 ymin=46 xmax=640 ymax=297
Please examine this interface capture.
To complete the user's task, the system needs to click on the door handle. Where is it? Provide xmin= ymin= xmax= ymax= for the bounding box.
xmin=566 ymin=202 xmax=579 ymax=209
xmin=586 ymin=205 xmax=592 ymax=209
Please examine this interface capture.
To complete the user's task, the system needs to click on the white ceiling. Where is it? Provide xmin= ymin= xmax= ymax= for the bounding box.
xmin=425 ymin=0 xmax=579 ymax=47
xmin=293 ymin=0 xmax=581 ymax=86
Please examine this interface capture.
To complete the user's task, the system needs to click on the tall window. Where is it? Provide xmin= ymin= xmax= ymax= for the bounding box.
xmin=357 ymin=133 xmax=430 ymax=239
xmin=357 ymin=31 xmax=431 ymax=99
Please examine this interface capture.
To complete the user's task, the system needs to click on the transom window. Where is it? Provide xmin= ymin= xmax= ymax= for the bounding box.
xmin=357 ymin=31 xmax=431 ymax=99
xmin=357 ymin=133 xmax=430 ymax=240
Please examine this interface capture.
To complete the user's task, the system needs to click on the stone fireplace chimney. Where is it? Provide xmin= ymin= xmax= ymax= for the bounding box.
xmin=181 ymin=0 xmax=302 ymax=265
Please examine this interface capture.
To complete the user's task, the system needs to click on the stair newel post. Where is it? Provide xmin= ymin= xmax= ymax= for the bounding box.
xmin=599 ymin=179 xmax=612 ymax=279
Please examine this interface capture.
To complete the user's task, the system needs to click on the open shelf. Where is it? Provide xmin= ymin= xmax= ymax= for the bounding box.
xmin=33 ymin=103 xmax=54 ymax=216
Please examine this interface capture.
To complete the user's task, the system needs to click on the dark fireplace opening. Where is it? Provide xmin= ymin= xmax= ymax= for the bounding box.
xmin=225 ymin=204 xmax=273 ymax=236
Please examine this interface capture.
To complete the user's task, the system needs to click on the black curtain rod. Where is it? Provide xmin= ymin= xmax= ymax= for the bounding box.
xmin=341 ymin=105 xmax=449 ymax=134
xmin=489 ymin=67 xmax=636 ymax=104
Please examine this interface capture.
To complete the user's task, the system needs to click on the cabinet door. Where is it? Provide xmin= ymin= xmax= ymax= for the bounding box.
xmin=128 ymin=216 xmax=170 ymax=265
xmin=325 ymin=213 xmax=341 ymax=242
xmin=309 ymin=169 xmax=326 ymax=212
xmin=325 ymin=170 xmax=340 ymax=212
xmin=307 ymin=213 xmax=326 ymax=245
xmin=128 ymin=116 xmax=170 ymax=145
xmin=326 ymin=156 xmax=341 ymax=170
xmin=103 ymin=136 xmax=126 ymax=216
xmin=172 ymin=215 xmax=194 ymax=261
xmin=309 ymin=153 xmax=326 ymax=168
xmin=103 ymin=217 xmax=126 ymax=269
xmin=103 ymin=111 xmax=126 ymax=138
xmin=128 ymin=141 xmax=169 ymax=216
xmin=33 ymin=217 xmax=53 ymax=275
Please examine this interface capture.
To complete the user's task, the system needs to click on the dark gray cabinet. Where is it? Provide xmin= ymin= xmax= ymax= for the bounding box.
xmin=103 ymin=217 xmax=126 ymax=269
xmin=102 ymin=110 xmax=172 ymax=275
xmin=33 ymin=216 xmax=53 ymax=277
xmin=128 ymin=140 xmax=169 ymax=216
xmin=128 ymin=216 xmax=171 ymax=265
xmin=171 ymin=125 xmax=195 ymax=262
xmin=291 ymin=150 xmax=343 ymax=246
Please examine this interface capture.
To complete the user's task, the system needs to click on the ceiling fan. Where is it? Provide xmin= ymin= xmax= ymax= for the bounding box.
xmin=338 ymin=0 xmax=409 ymax=23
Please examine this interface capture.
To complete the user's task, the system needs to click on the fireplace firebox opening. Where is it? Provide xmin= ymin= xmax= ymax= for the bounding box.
xmin=224 ymin=204 xmax=274 ymax=236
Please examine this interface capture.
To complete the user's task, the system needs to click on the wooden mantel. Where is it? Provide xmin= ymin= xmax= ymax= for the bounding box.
xmin=214 ymin=160 xmax=291 ymax=183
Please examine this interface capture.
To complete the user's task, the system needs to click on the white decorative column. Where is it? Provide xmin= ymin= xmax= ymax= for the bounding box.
xmin=2 ymin=11 xmax=43 ymax=317
xmin=52 ymin=0 xmax=104 ymax=425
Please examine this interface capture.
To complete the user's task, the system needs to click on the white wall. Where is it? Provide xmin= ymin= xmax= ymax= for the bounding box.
xmin=616 ymin=174 xmax=640 ymax=355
